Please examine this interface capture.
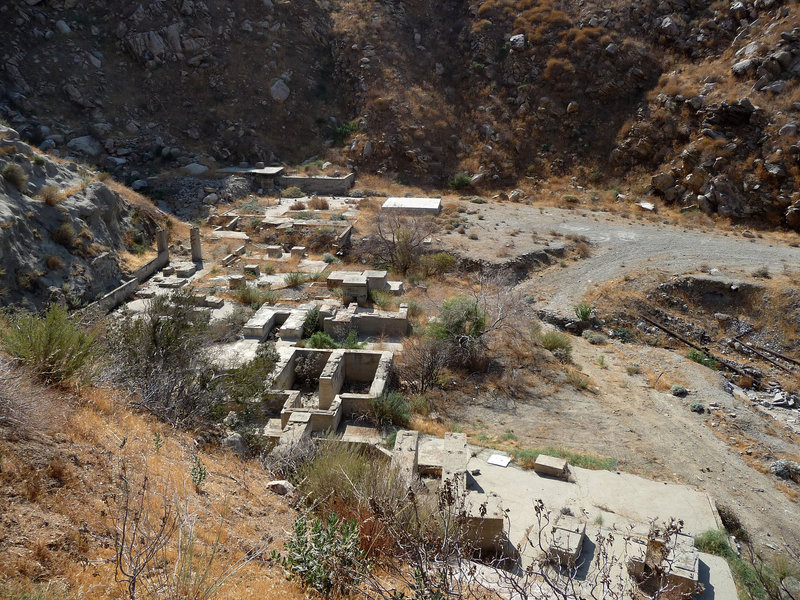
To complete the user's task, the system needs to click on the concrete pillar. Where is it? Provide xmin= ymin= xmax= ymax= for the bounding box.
xmin=155 ymin=228 xmax=168 ymax=254
xmin=190 ymin=227 xmax=202 ymax=262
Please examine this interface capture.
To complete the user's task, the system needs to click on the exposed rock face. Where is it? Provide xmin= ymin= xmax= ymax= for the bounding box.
xmin=0 ymin=125 xmax=152 ymax=309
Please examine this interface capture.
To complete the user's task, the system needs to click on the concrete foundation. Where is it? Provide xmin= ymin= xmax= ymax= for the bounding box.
xmin=381 ymin=197 xmax=442 ymax=215
xmin=392 ymin=430 xmax=420 ymax=486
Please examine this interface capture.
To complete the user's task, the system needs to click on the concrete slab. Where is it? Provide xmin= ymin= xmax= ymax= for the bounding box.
xmin=697 ymin=553 xmax=738 ymax=600
xmin=534 ymin=454 xmax=568 ymax=479
xmin=382 ymin=197 xmax=442 ymax=215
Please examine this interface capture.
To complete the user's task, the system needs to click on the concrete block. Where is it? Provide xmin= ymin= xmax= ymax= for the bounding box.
xmin=464 ymin=492 xmax=505 ymax=552
xmin=244 ymin=264 xmax=260 ymax=276
xmin=442 ymin=432 xmax=470 ymax=490
xmin=290 ymin=246 xmax=306 ymax=259
xmin=175 ymin=263 xmax=197 ymax=278
xmin=534 ymin=454 xmax=569 ymax=479
xmin=266 ymin=245 xmax=283 ymax=258
xmin=229 ymin=275 xmax=246 ymax=290
xmin=392 ymin=430 xmax=419 ymax=486
xmin=234 ymin=245 xmax=247 ymax=255
xmin=204 ymin=295 xmax=224 ymax=309
xmin=548 ymin=518 xmax=586 ymax=566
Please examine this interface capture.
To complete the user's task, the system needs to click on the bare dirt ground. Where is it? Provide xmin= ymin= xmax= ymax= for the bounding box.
xmin=437 ymin=200 xmax=800 ymax=553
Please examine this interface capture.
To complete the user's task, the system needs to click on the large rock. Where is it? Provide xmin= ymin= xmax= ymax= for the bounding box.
xmin=786 ymin=203 xmax=800 ymax=230
xmin=266 ymin=479 xmax=296 ymax=495
xmin=184 ymin=163 xmax=209 ymax=176
xmin=270 ymin=79 xmax=290 ymax=102
xmin=651 ymin=172 xmax=675 ymax=192
xmin=66 ymin=136 xmax=103 ymax=157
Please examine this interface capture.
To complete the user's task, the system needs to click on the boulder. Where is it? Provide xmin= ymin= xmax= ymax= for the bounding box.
xmin=509 ymin=33 xmax=526 ymax=50
xmin=785 ymin=203 xmax=800 ymax=230
xmin=266 ymin=479 xmax=296 ymax=495
xmin=55 ymin=20 xmax=72 ymax=35
xmin=270 ymin=79 xmax=290 ymax=102
xmin=651 ymin=172 xmax=675 ymax=192
xmin=221 ymin=432 xmax=247 ymax=456
xmin=184 ymin=162 xmax=209 ymax=176
xmin=731 ymin=58 xmax=757 ymax=77
xmin=66 ymin=136 xmax=103 ymax=157
xmin=779 ymin=122 xmax=798 ymax=137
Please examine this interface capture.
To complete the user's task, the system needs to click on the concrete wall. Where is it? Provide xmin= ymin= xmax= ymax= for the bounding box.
xmin=339 ymin=393 xmax=373 ymax=417
xmin=343 ymin=350 xmax=382 ymax=382
xmin=318 ymin=350 xmax=345 ymax=410
xmin=280 ymin=173 xmax=355 ymax=195
xmin=93 ymin=278 xmax=139 ymax=312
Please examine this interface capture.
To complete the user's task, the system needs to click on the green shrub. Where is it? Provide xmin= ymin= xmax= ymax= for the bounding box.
xmin=370 ymin=289 xmax=394 ymax=310
xmin=2 ymin=163 xmax=27 ymax=192
xmin=295 ymin=210 xmax=314 ymax=220
xmin=32 ymin=155 xmax=46 ymax=166
xmin=0 ymin=304 xmax=98 ymax=385
xmin=688 ymin=349 xmax=716 ymax=369
xmin=538 ymin=330 xmax=572 ymax=360
xmin=235 ymin=285 xmax=276 ymax=309
xmin=306 ymin=331 xmax=338 ymax=349
xmin=52 ymin=222 xmax=75 ymax=247
xmin=279 ymin=514 xmax=366 ymax=594
xmin=371 ymin=392 xmax=410 ymax=427
xmin=283 ymin=186 xmax=304 ymax=198
xmin=449 ymin=172 xmax=472 ymax=190
xmin=574 ymin=302 xmax=593 ymax=321
xmin=303 ymin=305 xmax=321 ymax=337
xmin=690 ymin=402 xmax=705 ymax=414
xmin=511 ymin=446 xmax=616 ymax=470
xmin=334 ymin=119 xmax=359 ymax=144
xmin=322 ymin=252 xmax=341 ymax=264
xmin=190 ymin=455 xmax=207 ymax=490
xmin=613 ymin=327 xmax=634 ymax=342
xmin=695 ymin=530 xmax=764 ymax=600
xmin=419 ymin=252 xmax=457 ymax=276
xmin=284 ymin=272 xmax=306 ymax=287
xmin=581 ymin=329 xmax=606 ymax=344
xmin=339 ymin=329 xmax=365 ymax=349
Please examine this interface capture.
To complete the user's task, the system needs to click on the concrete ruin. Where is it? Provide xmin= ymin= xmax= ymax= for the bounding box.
xmin=279 ymin=173 xmax=355 ymax=195
xmin=381 ymin=197 xmax=442 ymax=215
xmin=261 ymin=346 xmax=393 ymax=450
xmin=327 ymin=270 xmax=404 ymax=305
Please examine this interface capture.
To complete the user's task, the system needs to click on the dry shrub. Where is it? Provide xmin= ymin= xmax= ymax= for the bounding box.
xmin=45 ymin=254 xmax=65 ymax=270
xmin=289 ymin=200 xmax=306 ymax=211
xmin=308 ymin=196 xmax=329 ymax=210
xmin=543 ymin=57 xmax=574 ymax=81
xmin=39 ymin=185 xmax=64 ymax=206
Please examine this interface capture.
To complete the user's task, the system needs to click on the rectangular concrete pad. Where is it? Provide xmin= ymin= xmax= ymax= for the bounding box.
xmin=442 ymin=432 xmax=470 ymax=489
xmin=382 ymin=197 xmax=442 ymax=215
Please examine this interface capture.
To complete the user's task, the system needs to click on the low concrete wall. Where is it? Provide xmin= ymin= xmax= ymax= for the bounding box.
xmin=93 ymin=278 xmax=139 ymax=312
xmin=280 ymin=173 xmax=355 ymax=195
xmin=133 ymin=250 xmax=170 ymax=283
xmin=319 ymin=350 xmax=345 ymax=409
xmin=339 ymin=393 xmax=373 ymax=418
xmin=343 ymin=350 xmax=382 ymax=382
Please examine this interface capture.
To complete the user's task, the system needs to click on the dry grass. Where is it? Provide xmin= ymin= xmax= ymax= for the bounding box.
xmin=0 ymin=359 xmax=303 ymax=600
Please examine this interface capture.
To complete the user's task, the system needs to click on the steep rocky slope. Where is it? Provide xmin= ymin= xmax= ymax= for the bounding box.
xmin=3 ymin=0 xmax=800 ymax=229
xmin=0 ymin=125 xmax=157 ymax=309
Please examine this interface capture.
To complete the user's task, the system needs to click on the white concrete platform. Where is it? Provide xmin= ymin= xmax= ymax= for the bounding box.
xmin=382 ymin=197 xmax=442 ymax=215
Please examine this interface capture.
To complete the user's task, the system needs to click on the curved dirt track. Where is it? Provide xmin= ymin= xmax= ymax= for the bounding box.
xmin=516 ymin=207 xmax=800 ymax=316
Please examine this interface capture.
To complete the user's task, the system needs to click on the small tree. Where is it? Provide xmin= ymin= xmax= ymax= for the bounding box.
xmin=370 ymin=213 xmax=437 ymax=274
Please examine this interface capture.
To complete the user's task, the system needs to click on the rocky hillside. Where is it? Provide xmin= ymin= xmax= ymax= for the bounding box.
xmin=3 ymin=0 xmax=800 ymax=229
xmin=0 ymin=125 xmax=158 ymax=309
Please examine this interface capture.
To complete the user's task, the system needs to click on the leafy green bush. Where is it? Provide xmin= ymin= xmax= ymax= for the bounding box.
xmin=0 ymin=304 xmax=97 ymax=385
xmin=429 ymin=296 xmax=485 ymax=341
xmin=449 ymin=172 xmax=472 ymax=190
xmin=538 ymin=330 xmax=572 ymax=360
xmin=2 ymin=163 xmax=27 ymax=192
xmin=574 ymin=302 xmax=593 ymax=321
xmin=340 ymin=329 xmax=365 ymax=349
xmin=283 ymin=186 xmax=304 ymax=198
xmin=334 ymin=119 xmax=359 ymax=144
xmin=419 ymin=252 xmax=456 ymax=276
xmin=371 ymin=392 xmax=410 ymax=427
xmin=279 ymin=514 xmax=366 ymax=594
xmin=306 ymin=331 xmax=338 ymax=349
xmin=303 ymin=305 xmax=321 ymax=337
xmin=322 ymin=252 xmax=341 ymax=264
xmin=688 ymin=349 xmax=717 ymax=370
xmin=689 ymin=402 xmax=705 ymax=414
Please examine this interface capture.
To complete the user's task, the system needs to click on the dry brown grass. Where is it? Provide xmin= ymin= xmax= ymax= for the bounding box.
xmin=0 ymin=359 xmax=303 ymax=600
